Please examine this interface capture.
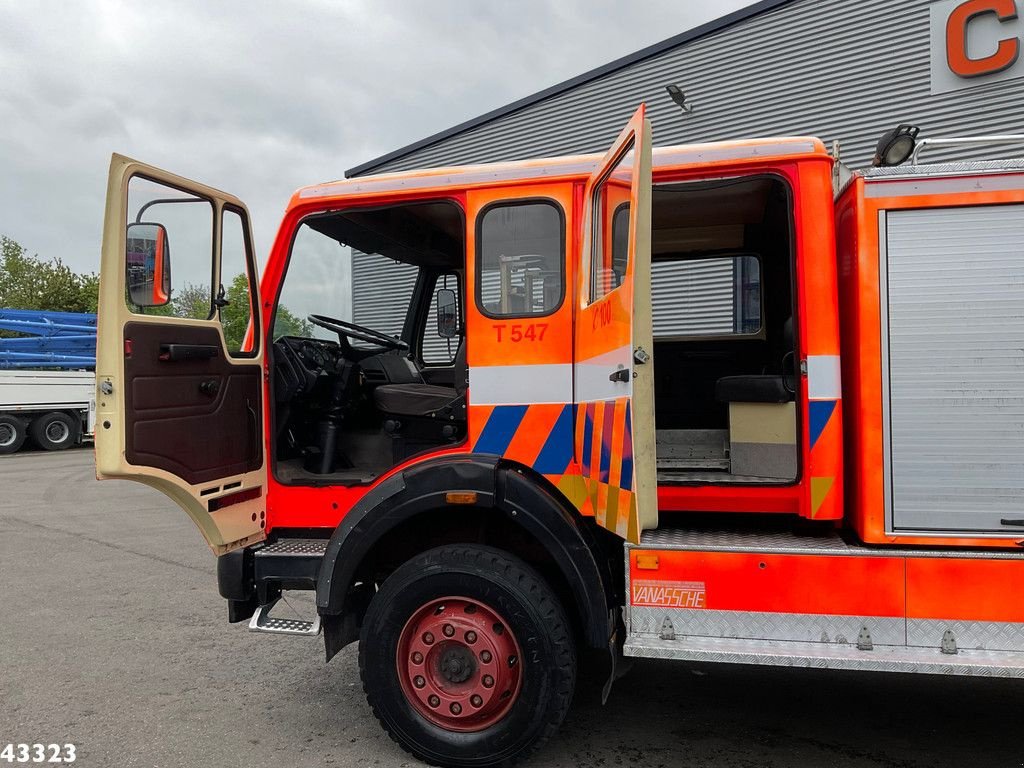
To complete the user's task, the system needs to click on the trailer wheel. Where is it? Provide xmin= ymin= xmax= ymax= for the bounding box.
xmin=0 ymin=414 xmax=27 ymax=455
xmin=29 ymin=411 xmax=78 ymax=451
xmin=359 ymin=545 xmax=576 ymax=768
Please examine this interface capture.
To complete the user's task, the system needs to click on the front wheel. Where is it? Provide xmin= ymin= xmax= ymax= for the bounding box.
xmin=359 ymin=545 xmax=576 ymax=768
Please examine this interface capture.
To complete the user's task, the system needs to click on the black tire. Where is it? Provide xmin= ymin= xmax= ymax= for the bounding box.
xmin=0 ymin=414 xmax=27 ymax=455
xmin=29 ymin=411 xmax=78 ymax=451
xmin=359 ymin=545 xmax=576 ymax=768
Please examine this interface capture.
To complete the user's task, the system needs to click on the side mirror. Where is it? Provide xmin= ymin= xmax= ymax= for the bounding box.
xmin=126 ymin=222 xmax=171 ymax=307
xmin=436 ymin=288 xmax=458 ymax=339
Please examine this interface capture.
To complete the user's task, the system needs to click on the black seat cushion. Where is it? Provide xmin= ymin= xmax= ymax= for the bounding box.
xmin=715 ymin=375 xmax=794 ymax=404
xmin=373 ymin=383 xmax=459 ymax=417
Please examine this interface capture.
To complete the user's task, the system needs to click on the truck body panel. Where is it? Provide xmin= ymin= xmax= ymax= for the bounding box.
xmin=837 ymin=161 xmax=1024 ymax=546
xmin=93 ymin=112 xmax=1024 ymax=764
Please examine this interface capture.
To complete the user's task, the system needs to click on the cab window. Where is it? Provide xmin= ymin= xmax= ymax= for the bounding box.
xmin=125 ymin=175 xmax=259 ymax=357
xmin=476 ymin=200 xmax=563 ymax=317
xmin=422 ymin=272 xmax=461 ymax=365
xmin=590 ymin=144 xmax=634 ymax=303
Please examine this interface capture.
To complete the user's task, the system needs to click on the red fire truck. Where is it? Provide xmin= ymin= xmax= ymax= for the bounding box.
xmin=95 ymin=106 xmax=1024 ymax=766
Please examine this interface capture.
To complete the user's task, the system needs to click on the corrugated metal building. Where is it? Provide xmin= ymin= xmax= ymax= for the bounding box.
xmin=346 ymin=0 xmax=1024 ymax=344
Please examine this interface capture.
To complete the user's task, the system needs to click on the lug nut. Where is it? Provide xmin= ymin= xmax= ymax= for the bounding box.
xmin=413 ymin=675 xmax=425 ymax=688
xmin=443 ymin=624 xmax=455 ymax=637
xmin=465 ymin=630 xmax=477 ymax=644
xmin=423 ymin=632 xmax=434 ymax=645
xmin=428 ymin=695 xmax=440 ymax=708
xmin=412 ymin=652 xmax=423 ymax=664
xmin=480 ymin=650 xmax=492 ymax=663
xmin=482 ymin=674 xmax=494 ymax=688
xmin=450 ymin=702 xmax=462 ymax=715
xmin=470 ymin=695 xmax=483 ymax=708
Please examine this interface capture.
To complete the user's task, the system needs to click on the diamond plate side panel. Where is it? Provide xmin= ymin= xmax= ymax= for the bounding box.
xmin=632 ymin=527 xmax=1024 ymax=559
xmin=907 ymin=619 xmax=1024 ymax=652
xmin=624 ymin=635 xmax=1024 ymax=677
xmin=630 ymin=606 xmax=905 ymax=646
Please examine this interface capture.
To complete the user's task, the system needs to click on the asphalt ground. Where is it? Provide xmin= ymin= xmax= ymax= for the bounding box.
xmin=2 ymin=448 xmax=1023 ymax=768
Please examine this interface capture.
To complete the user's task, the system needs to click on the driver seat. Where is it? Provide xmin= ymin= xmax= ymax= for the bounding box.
xmin=373 ymin=338 xmax=467 ymax=418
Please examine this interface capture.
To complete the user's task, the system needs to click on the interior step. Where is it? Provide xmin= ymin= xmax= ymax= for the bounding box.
xmin=656 ymin=429 xmax=729 ymax=470
xmin=248 ymin=597 xmax=322 ymax=636
xmin=623 ymin=634 xmax=1024 ymax=677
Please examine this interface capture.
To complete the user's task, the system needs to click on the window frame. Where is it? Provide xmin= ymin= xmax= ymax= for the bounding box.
xmin=474 ymin=197 xmax=566 ymax=320
xmin=586 ymin=139 xmax=635 ymax=306
xmin=269 ymin=198 xmax=465 ymax=349
xmin=220 ymin=202 xmax=262 ymax=358
xmin=416 ymin=269 xmax=463 ymax=367
xmin=125 ymin=172 xmax=218 ymax=322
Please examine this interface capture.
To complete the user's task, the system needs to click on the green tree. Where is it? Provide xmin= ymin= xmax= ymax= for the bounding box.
xmin=271 ymin=304 xmax=313 ymax=340
xmin=219 ymin=273 xmax=253 ymax=352
xmin=172 ymin=283 xmax=213 ymax=320
xmin=0 ymin=236 xmax=99 ymax=312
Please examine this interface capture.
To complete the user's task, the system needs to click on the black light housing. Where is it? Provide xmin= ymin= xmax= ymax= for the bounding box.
xmin=872 ymin=124 xmax=921 ymax=167
xmin=665 ymin=84 xmax=693 ymax=113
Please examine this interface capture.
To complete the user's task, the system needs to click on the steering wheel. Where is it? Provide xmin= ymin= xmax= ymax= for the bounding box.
xmin=307 ymin=314 xmax=408 ymax=351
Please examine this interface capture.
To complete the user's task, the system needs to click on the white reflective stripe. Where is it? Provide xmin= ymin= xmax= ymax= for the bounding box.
xmin=468 ymin=363 xmax=572 ymax=405
xmin=865 ymin=174 xmax=1024 ymax=198
xmin=575 ymin=343 xmax=632 ymax=403
xmin=807 ymin=355 xmax=841 ymax=401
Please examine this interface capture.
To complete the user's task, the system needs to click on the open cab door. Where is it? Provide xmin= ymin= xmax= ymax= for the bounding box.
xmin=95 ymin=155 xmax=266 ymax=554
xmin=574 ymin=105 xmax=657 ymax=543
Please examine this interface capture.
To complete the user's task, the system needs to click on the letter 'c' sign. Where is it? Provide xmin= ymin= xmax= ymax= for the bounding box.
xmin=947 ymin=0 xmax=1020 ymax=77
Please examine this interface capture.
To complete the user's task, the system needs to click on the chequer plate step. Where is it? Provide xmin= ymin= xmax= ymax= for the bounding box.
xmin=248 ymin=598 xmax=321 ymax=637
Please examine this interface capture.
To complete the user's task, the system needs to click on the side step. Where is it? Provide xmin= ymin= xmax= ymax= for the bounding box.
xmin=249 ymin=598 xmax=322 ymax=636
xmin=624 ymin=634 xmax=1024 ymax=677
xmin=254 ymin=537 xmax=329 ymax=590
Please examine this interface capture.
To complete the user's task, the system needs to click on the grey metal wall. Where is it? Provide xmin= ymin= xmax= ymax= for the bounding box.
xmin=360 ymin=0 xmax=1024 ymax=175
xmin=351 ymin=252 xmax=458 ymax=364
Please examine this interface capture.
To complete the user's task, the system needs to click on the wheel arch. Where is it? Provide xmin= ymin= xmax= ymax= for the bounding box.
xmin=316 ymin=454 xmax=619 ymax=662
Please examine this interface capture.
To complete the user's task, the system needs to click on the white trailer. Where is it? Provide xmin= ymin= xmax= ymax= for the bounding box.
xmin=0 ymin=370 xmax=96 ymax=454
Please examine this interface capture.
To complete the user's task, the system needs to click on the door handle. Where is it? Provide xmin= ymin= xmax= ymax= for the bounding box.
xmin=1000 ymin=519 xmax=1024 ymax=526
xmin=159 ymin=344 xmax=218 ymax=362
xmin=609 ymin=368 xmax=631 ymax=383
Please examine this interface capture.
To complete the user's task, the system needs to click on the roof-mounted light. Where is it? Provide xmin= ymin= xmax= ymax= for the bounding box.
xmin=872 ymin=124 xmax=920 ymax=167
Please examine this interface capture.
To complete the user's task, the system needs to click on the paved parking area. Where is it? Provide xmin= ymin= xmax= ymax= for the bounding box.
xmin=2 ymin=449 xmax=1023 ymax=767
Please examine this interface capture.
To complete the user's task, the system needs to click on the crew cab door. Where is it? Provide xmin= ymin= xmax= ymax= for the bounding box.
xmin=574 ymin=105 xmax=657 ymax=543
xmin=95 ymin=155 xmax=266 ymax=554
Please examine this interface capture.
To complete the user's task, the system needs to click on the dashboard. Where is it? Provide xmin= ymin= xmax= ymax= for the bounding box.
xmin=273 ymin=336 xmax=343 ymax=401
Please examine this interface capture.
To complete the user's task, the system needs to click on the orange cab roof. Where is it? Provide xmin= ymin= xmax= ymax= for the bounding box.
xmin=292 ymin=136 xmax=829 ymax=205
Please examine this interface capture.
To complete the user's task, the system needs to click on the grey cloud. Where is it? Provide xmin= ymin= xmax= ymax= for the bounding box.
xmin=0 ymin=0 xmax=751 ymax=275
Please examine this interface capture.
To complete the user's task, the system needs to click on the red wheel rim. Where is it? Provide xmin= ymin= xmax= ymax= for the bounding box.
xmin=396 ymin=596 xmax=523 ymax=732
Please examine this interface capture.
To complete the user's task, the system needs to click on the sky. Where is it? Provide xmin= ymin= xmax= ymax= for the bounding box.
xmin=0 ymin=0 xmax=753 ymax=276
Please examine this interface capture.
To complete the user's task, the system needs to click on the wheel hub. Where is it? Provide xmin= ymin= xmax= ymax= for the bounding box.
xmin=0 ymin=424 xmax=14 ymax=447
xmin=397 ymin=596 xmax=523 ymax=732
xmin=45 ymin=420 xmax=69 ymax=443
xmin=439 ymin=645 xmax=475 ymax=683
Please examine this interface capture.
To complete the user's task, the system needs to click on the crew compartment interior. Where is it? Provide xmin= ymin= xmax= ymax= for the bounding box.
xmin=650 ymin=175 xmax=798 ymax=484
xmin=270 ymin=201 xmax=467 ymax=485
